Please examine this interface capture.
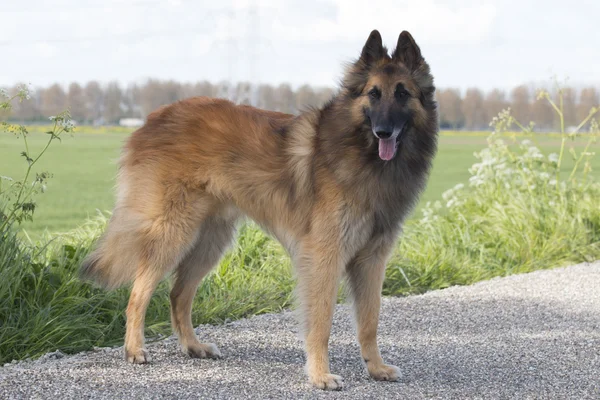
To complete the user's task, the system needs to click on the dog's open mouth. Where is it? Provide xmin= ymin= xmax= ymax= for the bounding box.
xmin=377 ymin=123 xmax=407 ymax=161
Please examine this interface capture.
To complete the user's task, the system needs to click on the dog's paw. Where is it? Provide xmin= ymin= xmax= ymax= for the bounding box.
xmin=185 ymin=342 xmax=222 ymax=359
xmin=367 ymin=363 xmax=401 ymax=381
xmin=125 ymin=347 xmax=150 ymax=364
xmin=310 ymin=373 xmax=344 ymax=391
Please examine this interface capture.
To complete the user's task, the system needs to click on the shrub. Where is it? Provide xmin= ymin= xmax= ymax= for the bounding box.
xmin=384 ymin=85 xmax=599 ymax=295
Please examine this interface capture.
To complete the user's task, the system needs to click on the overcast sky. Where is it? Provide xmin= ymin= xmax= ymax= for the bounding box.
xmin=2 ymin=0 xmax=599 ymax=91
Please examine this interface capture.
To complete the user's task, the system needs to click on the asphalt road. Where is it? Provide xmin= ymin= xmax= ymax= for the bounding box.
xmin=1 ymin=262 xmax=599 ymax=399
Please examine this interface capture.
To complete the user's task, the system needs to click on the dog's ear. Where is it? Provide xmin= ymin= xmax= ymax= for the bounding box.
xmin=360 ymin=30 xmax=385 ymax=64
xmin=392 ymin=31 xmax=423 ymax=70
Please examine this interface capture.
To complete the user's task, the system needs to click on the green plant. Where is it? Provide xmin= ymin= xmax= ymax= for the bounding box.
xmin=1 ymin=86 xmax=75 ymax=232
xmin=383 ymin=83 xmax=599 ymax=295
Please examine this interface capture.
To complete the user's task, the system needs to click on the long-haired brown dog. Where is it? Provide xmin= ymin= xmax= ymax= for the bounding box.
xmin=81 ymin=29 xmax=437 ymax=390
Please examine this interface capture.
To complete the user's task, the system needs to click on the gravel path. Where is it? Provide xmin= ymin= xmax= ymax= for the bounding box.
xmin=2 ymin=262 xmax=599 ymax=399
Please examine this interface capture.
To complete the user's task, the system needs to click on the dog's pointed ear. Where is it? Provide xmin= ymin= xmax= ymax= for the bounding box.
xmin=360 ymin=30 xmax=385 ymax=64
xmin=392 ymin=31 xmax=423 ymax=70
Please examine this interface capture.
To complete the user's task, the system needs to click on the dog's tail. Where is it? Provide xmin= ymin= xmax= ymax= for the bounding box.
xmin=80 ymin=210 xmax=140 ymax=290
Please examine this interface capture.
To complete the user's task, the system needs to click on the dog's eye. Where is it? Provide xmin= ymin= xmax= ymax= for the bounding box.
xmin=395 ymin=85 xmax=410 ymax=100
xmin=368 ymin=88 xmax=381 ymax=100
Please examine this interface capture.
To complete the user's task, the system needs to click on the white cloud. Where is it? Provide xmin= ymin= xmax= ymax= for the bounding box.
xmin=34 ymin=42 xmax=57 ymax=58
xmin=268 ymin=0 xmax=496 ymax=45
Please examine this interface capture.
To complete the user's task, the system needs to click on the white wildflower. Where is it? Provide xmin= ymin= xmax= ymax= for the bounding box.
xmin=61 ymin=118 xmax=75 ymax=130
xmin=442 ymin=189 xmax=454 ymax=201
xmin=469 ymin=177 xmax=485 ymax=187
xmin=548 ymin=153 xmax=559 ymax=163
xmin=539 ymin=172 xmax=550 ymax=180
xmin=453 ymin=183 xmax=465 ymax=191
xmin=17 ymin=85 xmax=31 ymax=100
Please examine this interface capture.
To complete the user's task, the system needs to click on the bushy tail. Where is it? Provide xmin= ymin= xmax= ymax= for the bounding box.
xmin=79 ymin=212 xmax=140 ymax=290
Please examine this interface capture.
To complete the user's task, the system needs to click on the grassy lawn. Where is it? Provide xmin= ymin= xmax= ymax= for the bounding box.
xmin=0 ymin=132 xmax=123 ymax=237
xmin=0 ymin=129 xmax=597 ymax=237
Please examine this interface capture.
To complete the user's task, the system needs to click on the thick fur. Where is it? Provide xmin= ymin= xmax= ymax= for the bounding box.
xmin=80 ymin=30 xmax=438 ymax=390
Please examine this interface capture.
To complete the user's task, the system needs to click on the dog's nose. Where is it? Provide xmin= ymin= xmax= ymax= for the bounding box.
xmin=375 ymin=130 xmax=392 ymax=139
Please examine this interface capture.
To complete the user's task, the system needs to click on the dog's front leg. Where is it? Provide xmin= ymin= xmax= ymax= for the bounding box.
xmin=346 ymin=234 xmax=401 ymax=381
xmin=296 ymin=237 xmax=344 ymax=390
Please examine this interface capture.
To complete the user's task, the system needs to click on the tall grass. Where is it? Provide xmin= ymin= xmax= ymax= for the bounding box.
xmin=0 ymin=219 xmax=294 ymax=363
xmin=1 ymin=83 xmax=598 ymax=364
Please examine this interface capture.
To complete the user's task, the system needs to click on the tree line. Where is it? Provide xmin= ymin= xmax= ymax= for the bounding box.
xmin=3 ymin=80 xmax=599 ymax=130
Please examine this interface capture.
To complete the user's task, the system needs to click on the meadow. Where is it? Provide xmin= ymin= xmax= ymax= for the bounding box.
xmin=1 ymin=128 xmax=595 ymax=237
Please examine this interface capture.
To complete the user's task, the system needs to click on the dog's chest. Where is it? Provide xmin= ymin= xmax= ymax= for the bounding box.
xmin=339 ymin=208 xmax=374 ymax=260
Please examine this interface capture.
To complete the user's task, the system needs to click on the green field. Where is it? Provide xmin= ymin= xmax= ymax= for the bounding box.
xmin=0 ymin=130 xmax=597 ymax=237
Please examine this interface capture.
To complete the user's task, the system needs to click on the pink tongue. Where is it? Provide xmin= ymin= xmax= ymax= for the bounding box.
xmin=378 ymin=138 xmax=396 ymax=160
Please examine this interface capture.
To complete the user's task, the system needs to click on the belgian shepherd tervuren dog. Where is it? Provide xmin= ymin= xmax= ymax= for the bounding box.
xmin=81 ymin=30 xmax=438 ymax=390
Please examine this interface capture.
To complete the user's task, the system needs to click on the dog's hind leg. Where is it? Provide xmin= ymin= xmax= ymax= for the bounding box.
xmin=169 ymin=209 xmax=239 ymax=359
xmin=125 ymin=264 xmax=167 ymax=363
xmin=346 ymin=234 xmax=400 ymax=381
xmin=123 ymin=191 xmax=219 ymax=364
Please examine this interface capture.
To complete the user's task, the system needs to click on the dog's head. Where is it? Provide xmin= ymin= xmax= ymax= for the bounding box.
xmin=342 ymin=30 xmax=437 ymax=161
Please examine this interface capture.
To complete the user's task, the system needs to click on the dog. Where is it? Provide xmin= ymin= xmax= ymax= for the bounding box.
xmin=81 ymin=29 xmax=438 ymax=390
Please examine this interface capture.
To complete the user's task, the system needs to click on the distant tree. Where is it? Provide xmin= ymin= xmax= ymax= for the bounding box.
xmin=510 ymin=85 xmax=531 ymax=126
xmin=483 ymin=89 xmax=508 ymax=124
xmin=214 ymin=81 xmax=233 ymax=100
xmin=103 ymin=81 xmax=123 ymax=124
xmin=40 ymin=83 xmax=67 ymax=118
xmin=161 ymin=80 xmax=183 ymax=104
xmin=235 ymin=82 xmax=254 ymax=105
xmin=576 ymin=87 xmax=598 ymax=127
xmin=181 ymin=81 xmax=214 ymax=98
xmin=461 ymin=88 xmax=486 ymax=130
xmin=138 ymin=79 xmax=182 ymax=117
xmin=558 ymin=87 xmax=577 ymax=128
xmin=295 ymin=84 xmax=318 ymax=110
xmin=315 ymin=87 xmax=335 ymax=108
xmin=67 ymin=82 xmax=86 ymax=122
xmin=437 ymin=88 xmax=463 ymax=129
xmin=196 ymin=81 xmax=216 ymax=97
xmin=257 ymin=84 xmax=276 ymax=110
xmin=275 ymin=83 xmax=295 ymax=114
xmin=531 ymin=90 xmax=555 ymax=131
xmin=122 ymin=84 xmax=141 ymax=118
xmin=84 ymin=81 xmax=104 ymax=124
xmin=10 ymin=83 xmax=40 ymax=121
